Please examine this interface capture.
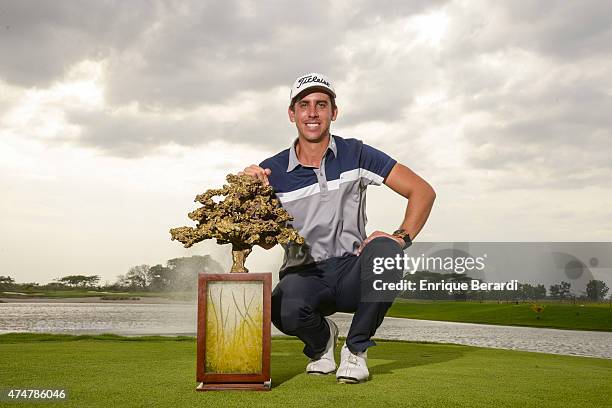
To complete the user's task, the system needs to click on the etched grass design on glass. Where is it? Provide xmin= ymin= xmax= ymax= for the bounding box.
xmin=205 ymin=281 xmax=263 ymax=374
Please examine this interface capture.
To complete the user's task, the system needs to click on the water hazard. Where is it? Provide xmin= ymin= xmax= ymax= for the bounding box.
xmin=1 ymin=302 xmax=611 ymax=359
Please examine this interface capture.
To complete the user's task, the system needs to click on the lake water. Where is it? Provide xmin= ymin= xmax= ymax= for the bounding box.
xmin=1 ymin=302 xmax=611 ymax=359
xmin=0 ymin=303 xmax=198 ymax=336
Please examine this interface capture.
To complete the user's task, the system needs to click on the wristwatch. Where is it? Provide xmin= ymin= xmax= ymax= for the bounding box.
xmin=392 ymin=229 xmax=412 ymax=250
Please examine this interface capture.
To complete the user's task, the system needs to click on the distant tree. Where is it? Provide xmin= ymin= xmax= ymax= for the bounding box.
xmin=57 ymin=275 xmax=99 ymax=288
xmin=87 ymin=275 xmax=100 ymax=288
xmin=450 ymin=273 xmax=471 ymax=300
xmin=167 ymin=255 xmax=220 ymax=273
xmin=399 ymin=271 xmax=443 ymax=300
xmin=115 ymin=255 xmax=224 ymax=292
xmin=123 ymin=265 xmax=151 ymax=290
xmin=148 ymin=264 xmax=175 ymax=291
xmin=0 ymin=275 xmax=15 ymax=290
xmin=549 ymin=281 xmax=571 ymax=300
xmin=534 ymin=284 xmax=546 ymax=299
xmin=167 ymin=255 xmax=224 ymax=291
xmin=519 ymin=283 xmax=534 ymax=300
xmin=20 ymin=282 xmax=40 ymax=290
xmin=549 ymin=284 xmax=560 ymax=299
xmin=46 ymin=281 xmax=68 ymax=290
xmin=559 ymin=281 xmax=571 ymax=299
xmin=397 ymin=271 xmax=479 ymax=300
xmin=116 ymin=274 xmax=130 ymax=289
xmin=0 ymin=276 xmax=14 ymax=284
xmin=586 ymin=280 xmax=609 ymax=301
xmin=519 ymin=283 xmax=547 ymax=300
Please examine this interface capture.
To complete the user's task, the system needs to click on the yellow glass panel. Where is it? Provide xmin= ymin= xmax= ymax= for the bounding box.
xmin=205 ymin=281 xmax=263 ymax=374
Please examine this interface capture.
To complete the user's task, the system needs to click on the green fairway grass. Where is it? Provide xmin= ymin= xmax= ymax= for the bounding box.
xmin=1 ymin=334 xmax=610 ymax=407
xmin=387 ymin=299 xmax=612 ymax=331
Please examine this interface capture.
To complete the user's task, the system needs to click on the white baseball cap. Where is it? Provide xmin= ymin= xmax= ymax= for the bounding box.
xmin=289 ymin=72 xmax=336 ymax=104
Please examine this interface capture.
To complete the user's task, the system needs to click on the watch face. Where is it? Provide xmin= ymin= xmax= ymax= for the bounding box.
xmin=393 ymin=230 xmax=408 ymax=239
xmin=393 ymin=230 xmax=411 ymax=249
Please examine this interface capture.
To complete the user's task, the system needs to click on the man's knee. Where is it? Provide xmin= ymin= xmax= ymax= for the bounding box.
xmin=273 ymin=298 xmax=316 ymax=333
xmin=362 ymin=237 xmax=404 ymax=278
xmin=363 ymin=236 xmax=404 ymax=258
xmin=361 ymin=237 xmax=404 ymax=302
xmin=272 ymin=281 xmax=318 ymax=334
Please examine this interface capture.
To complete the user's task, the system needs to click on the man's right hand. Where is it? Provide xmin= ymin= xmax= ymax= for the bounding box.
xmin=239 ymin=164 xmax=272 ymax=186
xmin=241 ymin=165 xmax=274 ymax=251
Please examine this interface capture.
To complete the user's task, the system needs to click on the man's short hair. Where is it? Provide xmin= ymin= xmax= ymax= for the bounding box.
xmin=289 ymin=90 xmax=337 ymax=112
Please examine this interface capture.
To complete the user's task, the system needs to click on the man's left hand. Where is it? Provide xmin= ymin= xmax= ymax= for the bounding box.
xmin=357 ymin=230 xmax=404 ymax=255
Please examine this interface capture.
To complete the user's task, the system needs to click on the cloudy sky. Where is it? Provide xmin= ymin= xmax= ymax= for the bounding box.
xmin=1 ymin=0 xmax=611 ymax=284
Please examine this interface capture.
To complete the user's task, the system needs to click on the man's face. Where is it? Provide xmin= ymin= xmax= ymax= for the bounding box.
xmin=288 ymin=91 xmax=338 ymax=143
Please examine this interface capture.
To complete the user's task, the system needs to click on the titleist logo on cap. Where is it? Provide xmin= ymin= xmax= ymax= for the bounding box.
xmin=290 ymin=72 xmax=336 ymax=102
xmin=296 ymin=74 xmax=331 ymax=89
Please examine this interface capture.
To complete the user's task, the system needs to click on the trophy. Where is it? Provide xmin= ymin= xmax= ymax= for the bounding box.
xmin=170 ymin=174 xmax=304 ymax=391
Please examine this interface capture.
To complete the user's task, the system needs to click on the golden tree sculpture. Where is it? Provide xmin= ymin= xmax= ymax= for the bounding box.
xmin=170 ymin=174 xmax=304 ymax=272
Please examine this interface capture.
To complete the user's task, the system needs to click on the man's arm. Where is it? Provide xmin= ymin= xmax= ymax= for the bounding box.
xmin=384 ymin=162 xmax=436 ymax=239
xmin=357 ymin=162 xmax=435 ymax=253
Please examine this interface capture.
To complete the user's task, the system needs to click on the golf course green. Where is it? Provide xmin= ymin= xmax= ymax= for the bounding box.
xmin=387 ymin=299 xmax=612 ymax=331
xmin=1 ymin=333 xmax=610 ymax=407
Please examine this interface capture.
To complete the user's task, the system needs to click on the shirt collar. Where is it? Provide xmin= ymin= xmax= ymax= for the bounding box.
xmin=287 ymin=135 xmax=337 ymax=172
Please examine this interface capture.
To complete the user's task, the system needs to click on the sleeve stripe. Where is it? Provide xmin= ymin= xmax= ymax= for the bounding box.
xmin=359 ymin=168 xmax=385 ymax=185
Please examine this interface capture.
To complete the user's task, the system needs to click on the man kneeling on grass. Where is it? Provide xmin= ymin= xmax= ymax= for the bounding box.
xmin=241 ymin=73 xmax=435 ymax=383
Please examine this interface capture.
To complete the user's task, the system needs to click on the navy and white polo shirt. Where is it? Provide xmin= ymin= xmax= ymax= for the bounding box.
xmin=260 ymin=135 xmax=396 ymax=273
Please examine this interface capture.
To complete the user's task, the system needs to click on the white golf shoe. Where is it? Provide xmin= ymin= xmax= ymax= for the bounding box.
xmin=336 ymin=343 xmax=369 ymax=383
xmin=306 ymin=318 xmax=339 ymax=375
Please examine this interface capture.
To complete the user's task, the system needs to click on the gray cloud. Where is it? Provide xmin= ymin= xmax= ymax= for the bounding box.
xmin=2 ymin=0 xmax=611 ymax=192
xmin=0 ymin=0 xmax=444 ymax=105
xmin=65 ymin=105 xmax=294 ymax=158
xmin=411 ymin=0 xmax=612 ymax=189
xmin=103 ymin=0 xmax=447 ymax=109
xmin=457 ymin=54 xmax=612 ymax=188
xmin=440 ymin=1 xmax=612 ymax=61
xmin=497 ymin=1 xmax=612 ymax=59
xmin=0 ymin=0 xmax=157 ymax=86
xmin=1 ymin=0 xmax=446 ymax=154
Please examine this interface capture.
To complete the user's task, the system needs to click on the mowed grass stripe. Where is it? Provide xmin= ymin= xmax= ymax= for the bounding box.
xmin=0 ymin=334 xmax=610 ymax=407
xmin=387 ymin=300 xmax=612 ymax=331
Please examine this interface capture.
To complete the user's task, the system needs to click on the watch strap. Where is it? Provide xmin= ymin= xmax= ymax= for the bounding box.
xmin=392 ymin=229 xmax=412 ymax=249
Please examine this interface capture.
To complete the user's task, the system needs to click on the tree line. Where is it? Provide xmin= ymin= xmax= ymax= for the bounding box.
xmin=396 ymin=271 xmax=610 ymax=301
xmin=1 ymin=264 xmax=610 ymax=300
xmin=0 ymin=255 xmax=224 ymax=293
xmin=111 ymin=255 xmax=223 ymax=291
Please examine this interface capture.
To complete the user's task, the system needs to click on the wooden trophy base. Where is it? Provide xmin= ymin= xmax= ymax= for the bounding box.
xmin=196 ymin=273 xmax=272 ymax=392
xmin=196 ymin=380 xmax=271 ymax=391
